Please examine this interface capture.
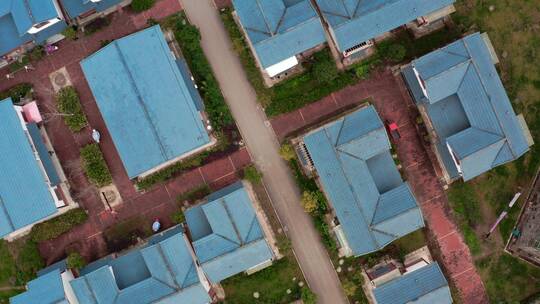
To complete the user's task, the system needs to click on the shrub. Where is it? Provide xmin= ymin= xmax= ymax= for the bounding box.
xmin=131 ymin=0 xmax=155 ymax=12
xmin=28 ymin=46 xmax=44 ymax=62
xmin=176 ymin=184 xmax=211 ymax=203
xmin=80 ymin=144 xmax=112 ymax=187
xmin=301 ymin=191 xmax=319 ymax=214
xmin=301 ymin=288 xmax=317 ymax=304
xmin=170 ymin=210 xmax=185 ymax=224
xmin=171 ymin=15 xmax=234 ymax=130
xmin=137 ymin=152 xmax=210 ymax=190
xmin=279 ymin=143 xmax=296 ymax=161
xmin=62 ymin=27 xmax=78 ymax=40
xmin=30 ymin=208 xmax=88 ymax=242
xmin=243 ymin=165 xmax=262 ymax=185
xmin=0 ymin=83 xmax=33 ymax=103
xmin=312 ymin=56 xmax=338 ymax=84
xmin=377 ymin=42 xmax=407 ymax=63
xmin=15 ymin=240 xmax=44 ymax=283
xmin=66 ymin=252 xmax=86 ymax=270
xmin=84 ymin=17 xmax=110 ymax=36
xmin=212 ymin=130 xmax=230 ymax=152
xmin=342 ymin=280 xmax=358 ymax=297
xmin=55 ymin=86 xmax=88 ymax=132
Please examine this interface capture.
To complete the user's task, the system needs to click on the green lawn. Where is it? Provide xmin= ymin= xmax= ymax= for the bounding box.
xmin=444 ymin=0 xmax=540 ymax=302
xmin=220 ymin=180 xmax=307 ymax=303
xmin=221 ymin=257 xmax=303 ymax=304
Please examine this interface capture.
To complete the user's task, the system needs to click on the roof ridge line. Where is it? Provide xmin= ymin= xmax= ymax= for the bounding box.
xmin=336 ymin=126 xmax=385 ymax=147
xmin=199 ymin=238 xmax=267 ymax=265
xmin=154 ymin=244 xmax=181 ymax=290
xmin=423 ymin=59 xmax=471 ymax=82
xmin=328 ymin=131 xmax=379 ymax=249
xmin=255 ymin=0 xmax=275 ymax=37
xmin=113 ymin=42 xmax=169 ymax=161
xmin=371 ymin=201 xmax=421 ymax=227
xmin=461 ymin=37 xmax=517 ymax=156
xmin=491 ymin=140 xmax=510 ymax=167
xmin=220 ymin=198 xmax=244 ymax=245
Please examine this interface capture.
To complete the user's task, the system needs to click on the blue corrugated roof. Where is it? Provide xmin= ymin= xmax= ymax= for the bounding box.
xmin=403 ymin=33 xmax=531 ymax=181
xmin=303 ymin=106 xmax=424 ymax=256
xmin=185 ymin=182 xmax=274 ymax=283
xmin=81 ymin=25 xmax=210 ymax=178
xmin=10 ymin=269 xmax=66 ymax=304
xmin=0 ymin=0 xmax=64 ymax=56
xmin=70 ymin=229 xmax=210 ymax=304
xmin=27 ymin=123 xmax=61 ymax=186
xmin=373 ymin=262 xmax=452 ymax=304
xmin=233 ymin=0 xmax=327 ymax=68
xmin=0 ymin=98 xmax=58 ymax=238
xmin=315 ymin=0 xmax=455 ymax=52
xmin=59 ymin=0 xmax=124 ymax=20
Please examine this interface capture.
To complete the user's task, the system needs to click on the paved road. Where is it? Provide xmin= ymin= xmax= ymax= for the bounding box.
xmin=180 ymin=1 xmax=348 ymax=303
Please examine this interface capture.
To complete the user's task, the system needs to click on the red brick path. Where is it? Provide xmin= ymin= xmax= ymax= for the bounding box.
xmin=0 ymin=2 xmax=252 ymax=264
xmin=270 ymin=69 xmax=489 ymax=303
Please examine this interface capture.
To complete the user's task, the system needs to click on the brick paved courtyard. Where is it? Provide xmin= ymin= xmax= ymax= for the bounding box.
xmin=271 ymin=68 xmax=489 ymax=304
xmin=0 ymin=0 xmax=252 ymax=264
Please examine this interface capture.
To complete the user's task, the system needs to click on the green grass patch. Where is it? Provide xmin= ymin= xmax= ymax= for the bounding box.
xmin=30 ymin=208 xmax=88 ymax=242
xmin=55 ymin=86 xmax=88 ymax=132
xmin=220 ymin=8 xmax=358 ymax=117
xmin=220 ymin=8 xmax=461 ymax=117
xmin=243 ymin=165 xmax=263 ymax=185
xmin=80 ymin=143 xmax=112 ymax=187
xmin=477 ymin=254 xmax=540 ymax=303
xmin=0 ymin=241 xmax=17 ymax=287
xmin=221 ymin=257 xmax=304 ymax=304
xmin=445 ymin=1 xmax=540 ymax=301
xmin=0 ymin=289 xmax=22 ymax=303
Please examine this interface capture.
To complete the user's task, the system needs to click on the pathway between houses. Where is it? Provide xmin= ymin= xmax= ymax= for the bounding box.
xmin=270 ymin=68 xmax=489 ymax=304
xmin=179 ymin=0 xmax=349 ymax=303
xmin=0 ymin=0 xmax=251 ymax=264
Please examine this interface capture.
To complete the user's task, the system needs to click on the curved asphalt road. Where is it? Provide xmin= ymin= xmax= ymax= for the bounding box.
xmin=179 ymin=1 xmax=348 ymax=303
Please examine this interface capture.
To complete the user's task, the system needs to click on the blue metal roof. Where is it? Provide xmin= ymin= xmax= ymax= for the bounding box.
xmin=373 ymin=262 xmax=452 ymax=304
xmin=81 ymin=25 xmax=210 ymax=178
xmin=185 ymin=182 xmax=274 ymax=283
xmin=59 ymin=0 xmax=124 ymax=20
xmin=315 ymin=0 xmax=455 ymax=52
xmin=0 ymin=0 xmax=65 ymax=56
xmin=70 ymin=229 xmax=210 ymax=304
xmin=0 ymin=98 xmax=58 ymax=238
xmin=303 ymin=106 xmax=424 ymax=256
xmin=232 ymin=0 xmax=327 ymax=68
xmin=403 ymin=33 xmax=532 ymax=181
xmin=27 ymin=123 xmax=61 ymax=186
xmin=10 ymin=269 xmax=67 ymax=304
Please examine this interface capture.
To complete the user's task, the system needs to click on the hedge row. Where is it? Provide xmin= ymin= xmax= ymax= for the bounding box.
xmin=55 ymin=86 xmax=88 ymax=132
xmin=171 ymin=14 xmax=234 ymax=130
xmin=80 ymin=143 xmax=112 ymax=187
xmin=30 ymin=208 xmax=88 ymax=242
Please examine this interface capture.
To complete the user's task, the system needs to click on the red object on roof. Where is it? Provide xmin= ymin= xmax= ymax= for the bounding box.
xmin=22 ymin=101 xmax=42 ymax=123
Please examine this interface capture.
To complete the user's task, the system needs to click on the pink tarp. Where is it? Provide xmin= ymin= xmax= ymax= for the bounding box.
xmin=22 ymin=101 xmax=42 ymax=123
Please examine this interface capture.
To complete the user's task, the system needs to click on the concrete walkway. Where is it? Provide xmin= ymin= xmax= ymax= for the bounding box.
xmin=179 ymin=1 xmax=348 ymax=303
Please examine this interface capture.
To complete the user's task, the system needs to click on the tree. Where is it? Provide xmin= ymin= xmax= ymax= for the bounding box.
xmin=67 ymin=252 xmax=86 ymax=270
xmin=301 ymin=288 xmax=317 ymax=304
xmin=301 ymin=191 xmax=319 ymax=214
xmin=279 ymin=143 xmax=296 ymax=161
xmin=243 ymin=165 xmax=263 ymax=185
